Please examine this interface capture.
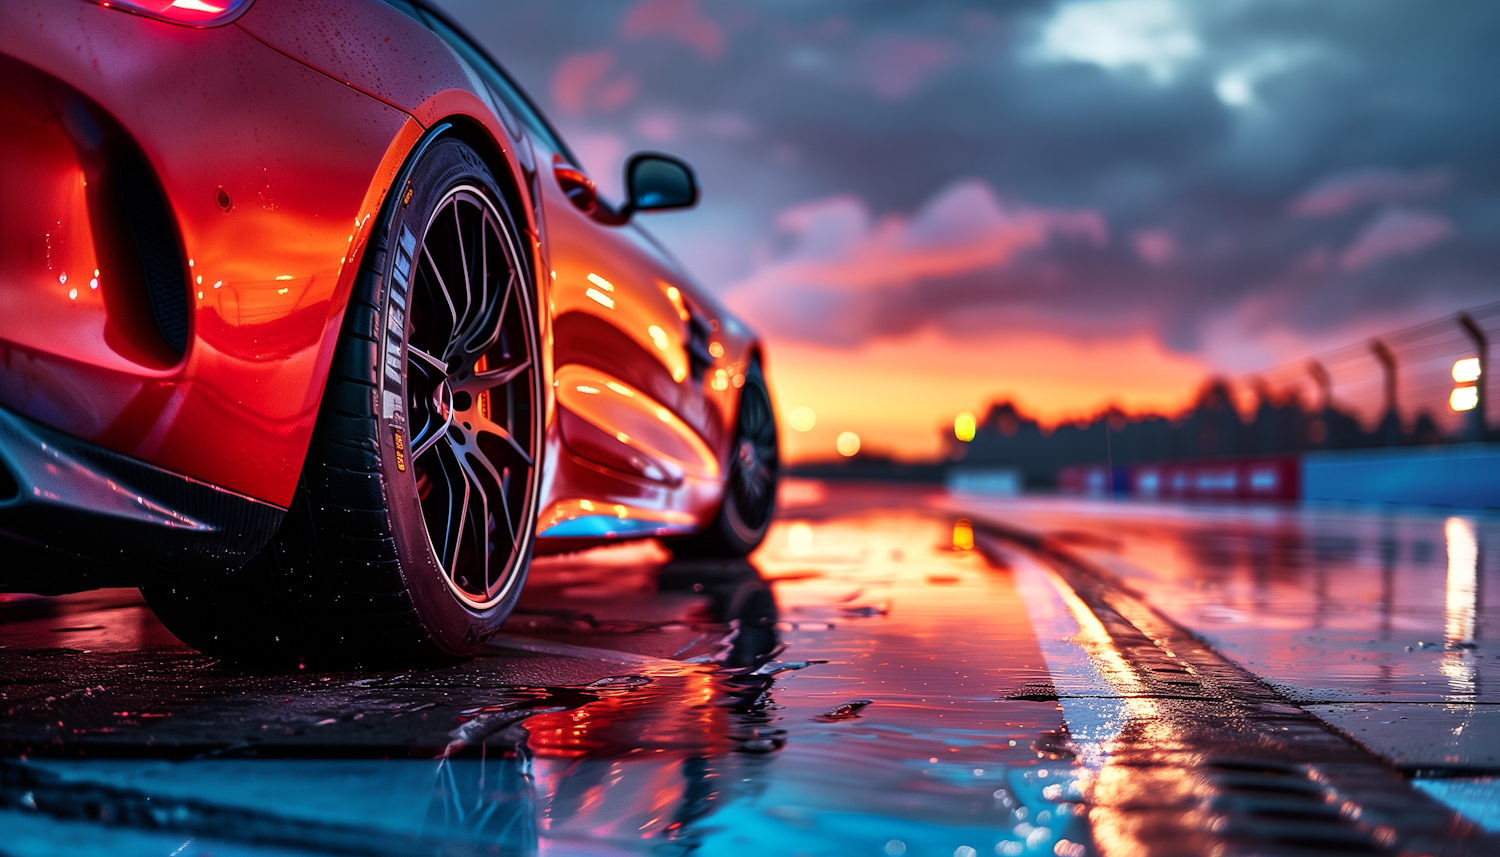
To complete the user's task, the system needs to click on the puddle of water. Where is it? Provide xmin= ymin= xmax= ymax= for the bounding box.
xmin=523 ymin=513 xmax=1094 ymax=854
xmin=1413 ymin=777 xmax=1500 ymax=834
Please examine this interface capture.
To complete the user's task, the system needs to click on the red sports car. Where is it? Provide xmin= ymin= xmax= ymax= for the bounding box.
xmin=0 ymin=0 xmax=779 ymax=663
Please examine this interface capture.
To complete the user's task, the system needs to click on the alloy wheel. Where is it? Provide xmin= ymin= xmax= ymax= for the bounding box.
xmin=405 ymin=186 xmax=539 ymax=610
xmin=728 ymin=373 xmax=778 ymax=531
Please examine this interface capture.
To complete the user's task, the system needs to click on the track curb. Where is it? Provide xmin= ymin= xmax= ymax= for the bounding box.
xmin=970 ymin=515 xmax=1498 ymax=857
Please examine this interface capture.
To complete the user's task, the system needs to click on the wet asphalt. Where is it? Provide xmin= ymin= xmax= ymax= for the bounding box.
xmin=1 ymin=482 xmax=1498 ymax=855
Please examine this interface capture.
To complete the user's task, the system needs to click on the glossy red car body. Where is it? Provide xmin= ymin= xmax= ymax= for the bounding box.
xmin=0 ymin=0 xmax=764 ymax=590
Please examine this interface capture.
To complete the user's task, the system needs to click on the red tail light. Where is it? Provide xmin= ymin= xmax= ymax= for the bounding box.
xmin=91 ymin=0 xmax=255 ymax=27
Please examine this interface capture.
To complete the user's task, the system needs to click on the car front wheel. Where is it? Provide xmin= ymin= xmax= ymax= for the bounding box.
xmin=144 ymin=137 xmax=543 ymax=665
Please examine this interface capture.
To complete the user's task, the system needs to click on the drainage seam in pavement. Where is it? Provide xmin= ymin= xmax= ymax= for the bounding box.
xmin=972 ymin=519 xmax=1499 ymax=857
xmin=487 ymin=634 xmax=680 ymax=665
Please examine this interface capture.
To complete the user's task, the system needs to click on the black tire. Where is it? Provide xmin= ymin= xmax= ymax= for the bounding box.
xmin=143 ymin=137 xmax=544 ymax=666
xmin=668 ymin=361 xmax=779 ymax=558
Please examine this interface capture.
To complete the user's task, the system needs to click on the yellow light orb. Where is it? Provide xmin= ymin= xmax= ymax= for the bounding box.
xmin=1451 ymin=386 xmax=1479 ymax=412
xmin=1453 ymin=357 xmax=1482 ymax=383
xmin=789 ymin=406 xmax=816 ymax=432
xmin=954 ymin=412 xmax=976 ymax=442
xmin=952 ymin=519 xmax=974 ymax=551
xmin=836 ymin=431 xmax=861 ymax=457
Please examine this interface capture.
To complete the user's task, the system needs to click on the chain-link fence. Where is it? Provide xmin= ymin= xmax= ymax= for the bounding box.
xmin=948 ymin=300 xmax=1500 ymax=489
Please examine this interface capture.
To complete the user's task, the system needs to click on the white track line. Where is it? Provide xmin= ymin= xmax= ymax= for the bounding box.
xmin=998 ymin=542 xmax=1136 ymax=772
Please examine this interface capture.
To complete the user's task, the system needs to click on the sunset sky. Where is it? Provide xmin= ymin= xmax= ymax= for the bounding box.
xmin=439 ymin=0 xmax=1500 ymax=462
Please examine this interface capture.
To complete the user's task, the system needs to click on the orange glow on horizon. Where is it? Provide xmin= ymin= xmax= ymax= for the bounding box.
xmin=766 ymin=328 xmax=1207 ymax=463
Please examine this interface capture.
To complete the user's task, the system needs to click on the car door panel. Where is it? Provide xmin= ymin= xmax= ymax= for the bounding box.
xmin=555 ymin=364 xmax=717 ymax=482
xmin=534 ymin=159 xmax=718 ymax=488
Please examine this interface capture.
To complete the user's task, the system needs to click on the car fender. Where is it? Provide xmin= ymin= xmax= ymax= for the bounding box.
xmin=0 ymin=1 xmax=426 ymax=506
xmin=238 ymin=0 xmax=552 ymax=436
xmin=0 ymin=0 xmax=545 ymax=509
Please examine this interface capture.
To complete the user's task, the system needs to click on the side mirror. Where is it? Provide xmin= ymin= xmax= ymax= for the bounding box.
xmin=622 ymin=153 xmax=698 ymax=217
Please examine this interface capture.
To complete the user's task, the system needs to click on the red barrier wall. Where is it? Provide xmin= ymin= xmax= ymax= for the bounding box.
xmin=1059 ymin=456 xmax=1300 ymax=501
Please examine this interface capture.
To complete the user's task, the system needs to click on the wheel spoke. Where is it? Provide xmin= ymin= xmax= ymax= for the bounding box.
xmin=473 ymin=411 xmax=534 ymax=468
xmin=466 ymin=443 xmax=516 ymax=549
xmin=446 ymin=452 xmax=470 ymax=578
xmin=455 ymin=358 xmax=531 ymax=397
xmin=480 ymin=210 xmax=494 ymax=337
xmin=466 ymin=206 xmax=488 ymax=343
xmin=740 ymin=460 xmax=772 ymax=499
xmin=405 ymin=348 xmax=449 ymax=457
xmin=409 ymin=345 xmax=447 ymax=374
xmin=735 ymin=465 xmax=774 ymax=525
xmin=454 ymin=451 xmax=492 ymax=591
xmin=465 ymin=269 xmax=514 ymax=358
xmin=421 ymin=244 xmax=459 ymax=362
xmin=726 ymin=374 xmax=779 ymax=529
xmin=411 ymin=419 xmax=448 ymax=459
xmin=454 ymin=200 xmax=472 ymax=336
xmin=422 ymin=440 xmax=469 ymax=574
xmin=496 ymin=466 xmax=517 ymax=549
xmin=498 ymin=428 xmax=533 ymax=468
xmin=755 ymin=438 xmax=778 ymax=461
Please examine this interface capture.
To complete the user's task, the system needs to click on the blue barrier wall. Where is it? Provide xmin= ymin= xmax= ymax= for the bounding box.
xmin=1302 ymin=444 xmax=1500 ymax=509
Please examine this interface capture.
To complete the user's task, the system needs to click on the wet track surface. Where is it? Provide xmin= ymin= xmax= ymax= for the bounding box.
xmin=953 ymin=496 xmax=1500 ymax=840
xmin=2 ymin=482 xmax=1498 ymax=855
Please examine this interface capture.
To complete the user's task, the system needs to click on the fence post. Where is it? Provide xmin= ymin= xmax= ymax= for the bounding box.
xmin=1458 ymin=313 xmax=1488 ymax=441
xmin=1307 ymin=360 xmax=1332 ymax=447
xmin=1370 ymin=339 xmax=1399 ymax=445
xmin=1308 ymin=360 xmax=1332 ymax=411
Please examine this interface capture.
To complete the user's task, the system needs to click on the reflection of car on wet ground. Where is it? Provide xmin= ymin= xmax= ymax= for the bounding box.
xmin=0 ymin=0 xmax=779 ymax=663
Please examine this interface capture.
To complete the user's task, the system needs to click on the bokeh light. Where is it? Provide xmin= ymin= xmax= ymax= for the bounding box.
xmin=789 ymin=407 xmax=816 ymax=432
xmin=952 ymin=519 xmax=974 ymax=551
xmin=954 ymin=412 xmax=976 ymax=442
xmin=1451 ymin=386 xmax=1479 ymax=411
xmin=836 ymin=431 xmax=861 ymax=457
xmin=787 ymin=521 xmax=812 ymax=556
xmin=1453 ymin=357 xmax=1482 ymax=383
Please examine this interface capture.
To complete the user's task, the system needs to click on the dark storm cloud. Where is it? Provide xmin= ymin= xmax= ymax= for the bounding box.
xmin=435 ymin=0 xmax=1500 ymax=368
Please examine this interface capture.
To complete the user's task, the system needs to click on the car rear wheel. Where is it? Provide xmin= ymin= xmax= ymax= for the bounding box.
xmin=668 ymin=360 xmax=778 ymax=558
xmin=143 ymin=138 xmax=543 ymax=665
